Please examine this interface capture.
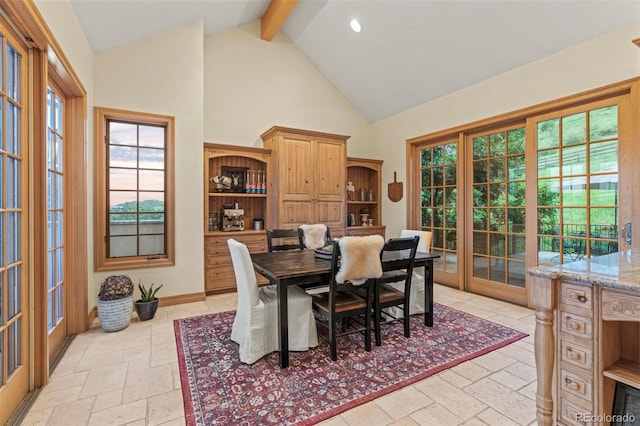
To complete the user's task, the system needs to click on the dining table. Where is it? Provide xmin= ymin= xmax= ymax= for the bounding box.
xmin=251 ymin=248 xmax=440 ymax=368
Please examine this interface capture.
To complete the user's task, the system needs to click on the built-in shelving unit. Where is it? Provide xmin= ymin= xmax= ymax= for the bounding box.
xmin=203 ymin=143 xmax=271 ymax=293
xmin=346 ymin=157 xmax=385 ymax=237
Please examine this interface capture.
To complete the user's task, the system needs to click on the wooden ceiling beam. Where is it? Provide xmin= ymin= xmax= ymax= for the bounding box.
xmin=261 ymin=0 xmax=298 ymax=41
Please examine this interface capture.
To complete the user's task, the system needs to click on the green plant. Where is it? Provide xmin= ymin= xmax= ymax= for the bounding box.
xmin=138 ymin=282 xmax=163 ymax=302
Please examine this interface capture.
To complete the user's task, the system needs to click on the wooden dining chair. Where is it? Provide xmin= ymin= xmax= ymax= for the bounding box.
xmin=227 ymin=238 xmax=318 ymax=364
xmin=266 ymin=228 xmax=302 ymax=252
xmin=371 ymin=235 xmax=419 ymax=346
xmin=310 ymin=235 xmax=385 ymax=361
xmin=298 ymin=224 xmax=331 ymax=249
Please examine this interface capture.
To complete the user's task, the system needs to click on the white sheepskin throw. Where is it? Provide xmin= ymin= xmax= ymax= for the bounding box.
xmin=336 ymin=235 xmax=385 ymax=285
xmin=300 ymin=224 xmax=328 ymax=249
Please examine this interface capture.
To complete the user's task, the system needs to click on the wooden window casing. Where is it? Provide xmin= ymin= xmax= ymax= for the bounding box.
xmin=94 ymin=107 xmax=175 ymax=271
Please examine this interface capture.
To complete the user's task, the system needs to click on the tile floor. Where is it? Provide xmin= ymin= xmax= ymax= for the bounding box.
xmin=22 ymin=284 xmax=538 ymax=425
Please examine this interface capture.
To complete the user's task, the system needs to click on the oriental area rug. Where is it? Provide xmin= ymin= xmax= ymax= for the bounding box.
xmin=174 ymin=304 xmax=527 ymax=425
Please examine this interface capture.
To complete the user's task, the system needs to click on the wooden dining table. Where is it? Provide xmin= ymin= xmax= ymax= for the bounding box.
xmin=251 ymin=249 xmax=440 ymax=368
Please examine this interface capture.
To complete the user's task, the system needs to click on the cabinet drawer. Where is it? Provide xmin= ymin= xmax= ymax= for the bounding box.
xmin=560 ymin=369 xmax=592 ymax=402
xmin=602 ymin=288 xmax=640 ymax=321
xmin=560 ymin=398 xmax=590 ymax=426
xmin=560 ymin=312 xmax=592 ymax=339
xmin=561 ymin=282 xmax=593 ymax=311
xmin=561 ymin=341 xmax=593 ymax=371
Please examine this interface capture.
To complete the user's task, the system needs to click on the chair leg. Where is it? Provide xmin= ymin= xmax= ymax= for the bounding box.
xmin=404 ymin=299 xmax=411 ymax=338
xmin=329 ymin=316 xmax=338 ymax=361
xmin=373 ymin=283 xmax=382 ymax=346
xmin=364 ymin=284 xmax=372 ymax=352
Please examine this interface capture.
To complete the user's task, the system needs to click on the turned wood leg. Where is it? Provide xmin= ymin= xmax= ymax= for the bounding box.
xmin=535 ymin=307 xmax=555 ymax=426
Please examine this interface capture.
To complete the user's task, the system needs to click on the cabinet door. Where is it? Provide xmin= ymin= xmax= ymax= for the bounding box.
xmin=281 ymin=201 xmax=312 ymax=226
xmin=281 ymin=136 xmax=313 ymax=201
xmin=314 ymin=138 xmax=346 ymax=202
xmin=316 ymin=201 xmax=344 ymax=227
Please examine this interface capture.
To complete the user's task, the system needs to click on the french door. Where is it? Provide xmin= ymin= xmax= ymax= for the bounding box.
xmin=0 ymin=20 xmax=29 ymax=425
xmin=466 ymin=126 xmax=528 ymax=305
xmin=414 ymin=90 xmax=633 ymax=307
xmin=528 ymin=98 xmax=628 ymax=269
xmin=46 ymin=82 xmax=66 ymax=362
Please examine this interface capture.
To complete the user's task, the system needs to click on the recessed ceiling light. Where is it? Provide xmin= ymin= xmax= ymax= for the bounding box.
xmin=350 ymin=19 xmax=361 ymax=33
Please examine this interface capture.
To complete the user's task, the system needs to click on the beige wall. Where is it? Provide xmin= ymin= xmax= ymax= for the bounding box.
xmin=372 ymin=22 xmax=640 ymax=239
xmin=203 ymin=21 xmax=371 ymax=154
xmin=93 ymin=20 xmax=205 ymax=300
xmin=28 ymin=1 xmax=640 ymax=305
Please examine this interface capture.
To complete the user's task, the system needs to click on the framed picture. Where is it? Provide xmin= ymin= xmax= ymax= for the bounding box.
xmin=220 ymin=166 xmax=248 ymax=193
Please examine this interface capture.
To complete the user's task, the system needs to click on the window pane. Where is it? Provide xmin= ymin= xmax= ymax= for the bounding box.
xmin=8 ymin=266 xmax=19 ymax=319
xmin=537 ymin=119 xmax=559 ymax=149
xmin=139 ymin=147 xmax=164 ymax=170
xmin=537 ymin=149 xmax=559 ymax=177
xmin=562 ymin=145 xmax=586 ymax=176
xmin=110 ymin=191 xmax=137 ymax=211
xmin=562 ymin=112 xmax=586 ymax=145
xmin=139 ymin=125 xmax=164 ymax=148
xmin=473 ymin=136 xmax=487 ymax=159
xmin=473 ymin=256 xmax=488 ymax=279
xmin=8 ymin=319 xmax=20 ymax=376
xmin=110 ymin=168 xmax=137 ymax=190
xmin=140 ymin=235 xmax=164 ymax=256
xmin=109 ymin=122 xmax=138 ymax=146
xmin=589 ymin=105 xmax=617 ymax=141
xmin=110 ymin=236 xmax=138 ymax=257
xmin=508 ymin=155 xmax=525 ymax=180
xmin=7 ymin=43 xmax=20 ymax=101
xmin=7 ymin=102 xmax=19 ymax=155
xmin=507 ymin=261 xmax=526 ymax=287
xmin=590 ymin=175 xmax=618 ymax=206
xmin=109 ymin=145 xmax=137 ymax=168
xmin=139 ymin=170 xmax=164 ymax=191
xmin=489 ymin=132 xmax=505 ymax=157
xmin=507 ymin=128 xmax=525 ymax=154
xmin=590 ymin=140 xmax=618 ymax=174
xmin=562 ymin=176 xmax=587 ymax=206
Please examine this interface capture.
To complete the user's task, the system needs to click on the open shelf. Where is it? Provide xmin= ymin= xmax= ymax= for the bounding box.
xmin=604 ymin=358 xmax=640 ymax=389
xmin=208 ymin=192 xmax=268 ymax=198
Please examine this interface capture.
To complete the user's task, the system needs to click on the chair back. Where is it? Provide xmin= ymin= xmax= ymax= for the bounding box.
xmin=334 ymin=235 xmax=385 ymax=285
xmin=400 ymin=229 xmax=432 ymax=253
xmin=298 ymin=224 xmax=331 ymax=249
xmin=227 ymin=239 xmax=260 ymax=309
xmin=266 ymin=228 xmax=301 ymax=252
xmin=381 ymin=236 xmax=420 ymax=276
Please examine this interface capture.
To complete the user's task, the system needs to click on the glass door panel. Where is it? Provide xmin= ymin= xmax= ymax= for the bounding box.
xmin=419 ymin=141 xmax=458 ymax=287
xmin=535 ymin=105 xmax=619 ymax=265
xmin=467 ymin=126 xmax=527 ymax=305
xmin=0 ymin=26 xmax=28 ymax=425
xmin=46 ymin=83 xmax=66 ymax=362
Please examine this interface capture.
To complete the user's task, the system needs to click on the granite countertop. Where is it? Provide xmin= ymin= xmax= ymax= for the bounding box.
xmin=527 ymin=248 xmax=640 ymax=292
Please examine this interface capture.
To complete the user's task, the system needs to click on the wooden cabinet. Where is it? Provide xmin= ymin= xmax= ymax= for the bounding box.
xmin=346 ymin=157 xmax=385 ymax=238
xmin=556 ymin=281 xmax=597 ymax=425
xmin=203 ymin=143 xmax=270 ymax=293
xmin=530 ymin=265 xmax=640 ymax=425
xmin=261 ymin=126 xmax=348 ymax=236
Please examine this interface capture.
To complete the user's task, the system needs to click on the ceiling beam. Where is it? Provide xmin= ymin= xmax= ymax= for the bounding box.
xmin=261 ymin=0 xmax=298 ymax=41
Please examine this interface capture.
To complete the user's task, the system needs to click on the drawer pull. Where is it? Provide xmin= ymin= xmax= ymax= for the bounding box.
xmin=567 ymin=318 xmax=582 ymax=331
xmin=565 ymin=377 xmax=581 ymax=392
xmin=568 ymin=292 xmax=587 ymax=303
xmin=567 ymin=348 xmax=582 ymax=361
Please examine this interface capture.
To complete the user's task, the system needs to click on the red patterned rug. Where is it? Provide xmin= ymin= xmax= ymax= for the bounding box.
xmin=174 ymin=303 xmax=527 ymax=425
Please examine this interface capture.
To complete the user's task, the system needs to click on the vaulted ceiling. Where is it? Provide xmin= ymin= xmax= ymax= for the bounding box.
xmin=70 ymin=0 xmax=640 ymax=122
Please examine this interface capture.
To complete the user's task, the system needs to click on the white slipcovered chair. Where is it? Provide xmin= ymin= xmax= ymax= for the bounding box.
xmin=388 ymin=229 xmax=433 ymax=315
xmin=227 ymin=238 xmax=318 ymax=364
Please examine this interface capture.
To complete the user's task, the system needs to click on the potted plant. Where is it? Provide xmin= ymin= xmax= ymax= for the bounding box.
xmin=97 ymin=275 xmax=134 ymax=332
xmin=135 ymin=282 xmax=163 ymax=321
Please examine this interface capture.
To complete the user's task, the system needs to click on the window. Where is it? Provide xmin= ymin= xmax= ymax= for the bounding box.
xmin=94 ymin=107 xmax=174 ymax=271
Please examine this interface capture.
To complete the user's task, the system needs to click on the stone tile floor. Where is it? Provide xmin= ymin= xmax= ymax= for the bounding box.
xmin=22 ymin=284 xmax=537 ymax=425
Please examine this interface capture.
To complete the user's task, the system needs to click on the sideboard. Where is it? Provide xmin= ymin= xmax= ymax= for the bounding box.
xmin=528 ymin=249 xmax=640 ymax=425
